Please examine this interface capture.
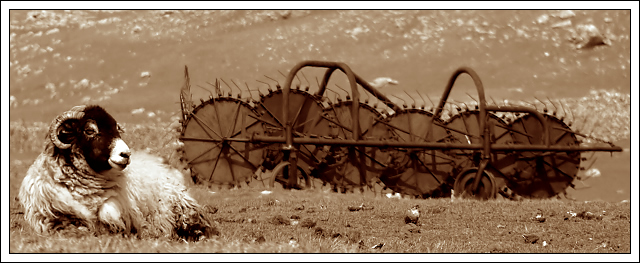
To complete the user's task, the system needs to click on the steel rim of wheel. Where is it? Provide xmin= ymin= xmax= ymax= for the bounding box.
xmin=380 ymin=108 xmax=457 ymax=197
xmin=317 ymin=100 xmax=391 ymax=192
xmin=180 ymin=97 xmax=266 ymax=187
xmin=508 ymin=113 xmax=581 ymax=198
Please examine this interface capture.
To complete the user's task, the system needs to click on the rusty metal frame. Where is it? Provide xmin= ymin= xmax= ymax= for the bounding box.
xmin=181 ymin=60 xmax=623 ymax=192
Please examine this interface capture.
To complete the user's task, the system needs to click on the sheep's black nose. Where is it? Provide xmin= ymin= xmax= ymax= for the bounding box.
xmin=120 ymin=151 xmax=131 ymax=159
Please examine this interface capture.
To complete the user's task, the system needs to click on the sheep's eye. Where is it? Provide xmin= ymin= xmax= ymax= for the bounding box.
xmin=84 ymin=128 xmax=97 ymax=136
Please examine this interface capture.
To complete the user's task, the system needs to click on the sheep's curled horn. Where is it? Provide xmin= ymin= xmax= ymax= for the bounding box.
xmin=49 ymin=105 xmax=86 ymax=149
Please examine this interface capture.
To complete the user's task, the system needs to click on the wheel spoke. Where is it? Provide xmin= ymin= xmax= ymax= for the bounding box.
xmin=228 ymin=118 xmax=261 ymax=138
xmin=414 ymin=153 xmax=442 ymax=185
xmin=208 ymin=147 xmax=224 ymax=182
xmin=190 ymin=111 xmax=222 ymax=139
xmin=227 ymin=144 xmax=258 ymax=170
xmin=212 ymin=98 xmax=225 ymax=137
xmin=256 ymin=102 xmax=285 ymax=128
xmin=187 ymin=142 xmax=223 ymax=165
xmin=225 ymin=103 xmax=243 ymax=138
xmin=226 ymin=154 xmax=237 ymax=183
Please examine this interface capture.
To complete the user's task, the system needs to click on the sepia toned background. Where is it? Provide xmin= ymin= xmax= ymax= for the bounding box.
xmin=4 ymin=5 xmax=636 ymax=257
xmin=8 ymin=9 xmax=631 ymax=201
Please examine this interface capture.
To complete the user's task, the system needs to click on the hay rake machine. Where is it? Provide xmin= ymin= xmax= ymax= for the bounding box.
xmin=177 ymin=60 xmax=622 ymax=200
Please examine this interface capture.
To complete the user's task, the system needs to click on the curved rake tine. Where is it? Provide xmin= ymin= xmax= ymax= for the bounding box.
xmin=389 ymin=94 xmax=408 ymax=108
xmin=534 ymin=96 xmax=549 ymax=111
xmin=300 ymin=71 xmax=311 ymax=91
xmin=230 ymin=79 xmax=244 ymax=97
xmin=521 ymin=100 xmax=538 ymax=111
xmin=334 ymin=84 xmax=348 ymax=94
xmin=196 ymin=84 xmax=215 ymax=98
xmin=460 ymin=100 xmax=471 ymax=111
xmin=489 ymin=96 xmax=499 ymax=107
xmin=545 ymin=96 xmax=559 ymax=114
xmin=277 ymin=70 xmax=287 ymax=78
xmin=295 ymin=74 xmax=302 ymax=88
xmin=256 ymin=79 xmax=272 ymax=94
xmin=404 ymin=90 xmax=417 ymax=108
xmin=245 ymin=82 xmax=257 ymax=98
xmin=335 ymin=84 xmax=350 ymax=100
xmin=417 ymin=92 xmax=427 ymax=109
xmin=465 ymin=92 xmax=478 ymax=104
xmin=566 ymin=107 xmax=575 ymax=126
xmin=264 ymin=75 xmax=281 ymax=89
xmin=440 ymin=101 xmax=455 ymax=117
xmin=425 ymin=93 xmax=435 ymax=107
xmin=326 ymin=87 xmax=341 ymax=102
xmin=206 ymin=80 xmax=222 ymax=96
xmin=362 ymin=87 xmax=371 ymax=103
xmin=557 ymin=99 xmax=567 ymax=119
xmin=220 ymin=78 xmax=234 ymax=96
xmin=450 ymin=99 xmax=465 ymax=111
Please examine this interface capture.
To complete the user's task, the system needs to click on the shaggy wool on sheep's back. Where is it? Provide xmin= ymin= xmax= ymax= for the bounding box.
xmin=19 ymin=152 xmax=119 ymax=234
xmin=113 ymin=151 xmax=206 ymax=239
xmin=20 ymin=148 xmax=214 ymax=240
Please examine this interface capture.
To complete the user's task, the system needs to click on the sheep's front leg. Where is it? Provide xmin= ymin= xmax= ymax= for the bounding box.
xmin=98 ymin=197 xmax=128 ymax=233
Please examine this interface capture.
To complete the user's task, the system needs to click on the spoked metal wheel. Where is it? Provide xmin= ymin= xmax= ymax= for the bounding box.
xmin=180 ymin=97 xmax=266 ymax=188
xmin=508 ymin=113 xmax=581 ymax=198
xmin=380 ymin=109 xmax=457 ymax=198
xmin=256 ymin=88 xmax=332 ymax=188
xmin=317 ymin=101 xmax=391 ymax=193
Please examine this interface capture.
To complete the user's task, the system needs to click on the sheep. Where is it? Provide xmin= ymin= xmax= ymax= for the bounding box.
xmin=18 ymin=105 xmax=214 ymax=241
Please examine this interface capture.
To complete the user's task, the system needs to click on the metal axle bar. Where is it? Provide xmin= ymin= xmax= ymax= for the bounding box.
xmin=205 ymin=135 xmax=622 ymax=152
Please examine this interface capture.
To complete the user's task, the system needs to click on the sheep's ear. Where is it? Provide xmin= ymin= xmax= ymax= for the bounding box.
xmin=55 ymin=119 xmax=80 ymax=146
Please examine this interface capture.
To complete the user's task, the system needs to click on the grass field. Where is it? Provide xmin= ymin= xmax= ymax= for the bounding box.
xmin=7 ymin=184 xmax=634 ymax=254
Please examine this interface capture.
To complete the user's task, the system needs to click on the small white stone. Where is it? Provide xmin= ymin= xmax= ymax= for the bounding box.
xmin=585 ymin=168 xmax=601 ymax=178
xmin=537 ymin=14 xmax=550 ymax=24
xmin=45 ymin=28 xmax=60 ymax=35
xmin=76 ymin=79 xmax=90 ymax=89
xmin=551 ymin=20 xmax=572 ymax=28
xmin=555 ymin=10 xmax=576 ymax=19
xmin=45 ymin=82 xmax=55 ymax=91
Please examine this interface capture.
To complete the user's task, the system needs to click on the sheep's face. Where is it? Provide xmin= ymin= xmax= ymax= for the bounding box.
xmin=52 ymin=105 xmax=131 ymax=173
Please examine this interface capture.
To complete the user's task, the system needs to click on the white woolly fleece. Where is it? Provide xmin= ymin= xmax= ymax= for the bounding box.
xmin=19 ymin=150 xmax=200 ymax=238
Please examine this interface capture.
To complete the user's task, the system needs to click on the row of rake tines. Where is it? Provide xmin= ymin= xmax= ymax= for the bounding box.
xmin=185 ymin=70 xmax=610 ymax=145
